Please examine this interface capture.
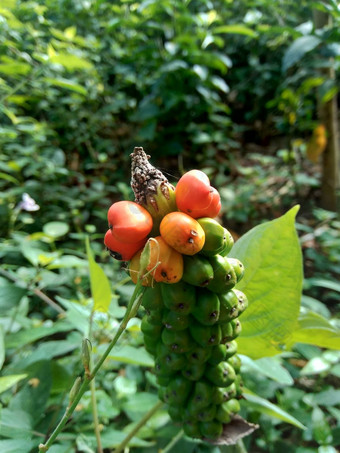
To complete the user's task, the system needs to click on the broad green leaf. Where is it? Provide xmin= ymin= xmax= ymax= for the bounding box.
xmin=49 ymin=53 xmax=93 ymax=70
xmin=312 ymin=406 xmax=332 ymax=445
xmin=43 ymin=221 xmax=69 ymax=238
xmin=9 ymin=361 xmax=52 ymax=424
xmin=300 ymin=357 xmax=331 ymax=376
xmin=243 ymin=389 xmax=306 ymax=429
xmin=85 ymin=237 xmax=112 ymax=313
xmin=113 ymin=375 xmax=137 ymax=397
xmin=104 ymin=345 xmax=154 ymax=367
xmin=229 ymin=206 xmax=303 ymax=358
xmin=304 ymin=389 xmax=340 ymax=407
xmin=11 ymin=335 xmax=81 ymax=369
xmin=240 ymin=355 xmax=294 ymax=385
xmin=289 ymin=311 xmax=340 ymax=350
xmin=0 ymin=325 xmax=4 ymax=370
xmin=2 ymin=0 xmax=17 ymax=8
xmin=283 ymin=35 xmax=321 ymax=71
xmin=44 ymin=77 xmax=87 ymax=95
xmin=301 ymin=295 xmax=331 ymax=318
xmin=47 ymin=254 xmax=87 ymax=269
xmin=57 ymin=297 xmax=90 ymax=334
xmin=318 ymin=447 xmax=338 ymax=453
xmin=0 ymin=171 xmax=20 ymax=185
xmin=306 ymin=277 xmax=340 ymax=293
xmin=211 ymin=75 xmax=229 ymax=93
xmin=0 ymin=374 xmax=27 ymax=394
xmin=0 ymin=284 xmax=26 ymax=312
xmin=122 ymin=392 xmax=159 ymax=421
xmin=0 ymin=408 xmax=32 ymax=438
xmin=0 ymin=439 xmax=37 ymax=453
xmin=20 ymin=240 xmax=50 ymax=267
xmin=5 ymin=320 xmax=71 ymax=349
xmin=0 ymin=61 xmax=30 ymax=76
xmin=214 ymin=24 xmax=257 ymax=37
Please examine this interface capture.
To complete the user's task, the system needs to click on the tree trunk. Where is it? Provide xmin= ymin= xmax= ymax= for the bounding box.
xmin=313 ymin=9 xmax=340 ymax=212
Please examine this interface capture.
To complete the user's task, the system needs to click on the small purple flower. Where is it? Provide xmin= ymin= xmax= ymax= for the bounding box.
xmin=17 ymin=193 xmax=40 ymax=212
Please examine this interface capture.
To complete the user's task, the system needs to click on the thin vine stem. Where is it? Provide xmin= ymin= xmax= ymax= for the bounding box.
xmin=0 ymin=268 xmax=65 ymax=314
xmin=88 ymin=313 xmax=103 ymax=453
xmin=38 ymin=280 xmax=146 ymax=452
xmin=113 ymin=400 xmax=164 ymax=453
xmin=161 ymin=429 xmax=184 ymax=453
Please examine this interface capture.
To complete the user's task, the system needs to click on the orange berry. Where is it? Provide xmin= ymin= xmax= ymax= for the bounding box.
xmin=160 ymin=212 xmax=205 ymax=255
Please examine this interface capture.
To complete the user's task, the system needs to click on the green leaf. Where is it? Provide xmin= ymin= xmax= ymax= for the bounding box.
xmin=49 ymin=53 xmax=93 ymax=70
xmin=300 ymin=357 xmax=331 ymax=376
xmin=1 ymin=0 xmax=17 ymax=8
xmin=312 ymin=406 xmax=333 ymax=445
xmin=47 ymin=255 xmax=87 ymax=269
xmin=214 ymin=24 xmax=257 ymax=37
xmin=0 ymin=439 xmax=37 ymax=453
xmin=0 ymin=408 xmax=32 ymax=438
xmin=12 ymin=335 xmax=81 ymax=369
xmin=0 ymin=171 xmax=20 ymax=185
xmin=318 ymin=446 xmax=338 ymax=453
xmin=0 ymin=61 xmax=31 ymax=76
xmin=85 ymin=237 xmax=112 ymax=313
xmin=5 ymin=320 xmax=71 ymax=349
xmin=243 ymin=389 xmax=306 ymax=429
xmin=283 ymin=36 xmax=321 ymax=71
xmin=211 ymin=76 xmax=229 ymax=93
xmin=305 ymin=389 xmax=340 ymax=407
xmin=230 ymin=206 xmax=303 ymax=358
xmin=43 ymin=221 xmax=69 ymax=238
xmin=240 ymin=355 xmax=294 ymax=385
xmin=0 ymin=284 xmax=26 ymax=313
xmin=44 ymin=77 xmax=87 ymax=95
xmin=0 ymin=374 xmax=27 ymax=394
xmin=289 ymin=311 xmax=340 ymax=350
xmin=104 ymin=345 xmax=154 ymax=367
xmin=9 ymin=361 xmax=52 ymax=424
xmin=0 ymin=325 xmax=4 ymax=370
xmin=122 ymin=392 xmax=159 ymax=421
xmin=306 ymin=278 xmax=340 ymax=293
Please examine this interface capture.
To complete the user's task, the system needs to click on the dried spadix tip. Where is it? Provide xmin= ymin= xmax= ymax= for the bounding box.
xmin=130 ymin=147 xmax=177 ymax=235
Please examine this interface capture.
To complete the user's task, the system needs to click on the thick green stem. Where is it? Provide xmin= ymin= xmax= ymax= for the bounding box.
xmin=114 ymin=400 xmax=164 ymax=453
xmin=38 ymin=282 xmax=146 ymax=452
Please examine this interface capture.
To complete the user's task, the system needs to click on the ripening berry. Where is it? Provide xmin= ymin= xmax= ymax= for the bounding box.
xmin=160 ymin=212 xmax=205 ymax=255
xmin=175 ymin=170 xmax=221 ymax=219
xmin=104 ymin=229 xmax=146 ymax=261
xmin=107 ymin=200 xmax=153 ymax=243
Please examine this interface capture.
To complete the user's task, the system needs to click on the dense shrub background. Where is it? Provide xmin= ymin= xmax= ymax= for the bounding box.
xmin=1 ymin=1 xmax=340 ymax=452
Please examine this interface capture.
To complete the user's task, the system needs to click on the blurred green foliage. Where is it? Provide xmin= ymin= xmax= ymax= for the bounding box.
xmin=1 ymin=0 xmax=340 ymax=452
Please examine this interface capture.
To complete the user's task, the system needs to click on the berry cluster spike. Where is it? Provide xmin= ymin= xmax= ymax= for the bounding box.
xmin=104 ymin=148 xmax=258 ymax=444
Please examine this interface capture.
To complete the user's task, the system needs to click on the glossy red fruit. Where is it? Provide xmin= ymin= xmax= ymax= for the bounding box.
xmin=104 ymin=229 xmax=146 ymax=261
xmin=107 ymin=201 xmax=153 ymax=243
xmin=175 ymin=170 xmax=221 ymax=219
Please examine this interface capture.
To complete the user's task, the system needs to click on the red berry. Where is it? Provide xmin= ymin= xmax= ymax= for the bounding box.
xmin=104 ymin=229 xmax=146 ymax=261
xmin=107 ymin=201 xmax=153 ymax=243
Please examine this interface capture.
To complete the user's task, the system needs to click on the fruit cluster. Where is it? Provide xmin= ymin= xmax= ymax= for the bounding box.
xmin=104 ymin=150 xmax=248 ymax=440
